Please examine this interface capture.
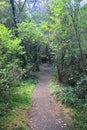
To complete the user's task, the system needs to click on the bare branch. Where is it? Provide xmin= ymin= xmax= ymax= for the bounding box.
xmin=20 ymin=0 xmax=27 ymax=12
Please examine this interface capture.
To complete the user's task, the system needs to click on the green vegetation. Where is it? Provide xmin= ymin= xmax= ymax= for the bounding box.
xmin=48 ymin=1 xmax=87 ymax=129
xmin=0 ymin=79 xmax=37 ymax=130
xmin=51 ymin=71 xmax=87 ymax=130
xmin=0 ymin=0 xmax=87 ymax=129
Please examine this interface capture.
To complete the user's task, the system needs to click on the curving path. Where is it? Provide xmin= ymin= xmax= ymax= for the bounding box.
xmin=29 ymin=64 xmax=65 ymax=130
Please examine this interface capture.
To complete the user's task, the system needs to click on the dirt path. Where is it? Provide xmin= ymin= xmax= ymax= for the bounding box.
xmin=29 ymin=64 xmax=65 ymax=130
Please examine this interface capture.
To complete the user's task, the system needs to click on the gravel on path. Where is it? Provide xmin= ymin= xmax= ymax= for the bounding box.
xmin=29 ymin=64 xmax=65 ymax=130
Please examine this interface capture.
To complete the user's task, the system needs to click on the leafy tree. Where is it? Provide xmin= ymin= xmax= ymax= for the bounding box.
xmin=0 ymin=0 xmax=87 ymax=129
xmin=18 ymin=21 xmax=45 ymax=71
xmin=0 ymin=24 xmax=23 ymax=107
xmin=0 ymin=0 xmax=13 ymax=28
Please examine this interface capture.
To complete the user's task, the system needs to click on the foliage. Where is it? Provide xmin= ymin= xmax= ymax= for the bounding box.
xmin=0 ymin=79 xmax=36 ymax=130
xmin=0 ymin=0 xmax=87 ymax=129
xmin=17 ymin=21 xmax=45 ymax=71
xmin=0 ymin=0 xmax=13 ymax=27
xmin=47 ymin=1 xmax=87 ymax=128
xmin=0 ymin=24 xmax=23 ymax=104
xmin=51 ymin=73 xmax=87 ymax=130
xmin=42 ymin=0 xmax=87 ymax=84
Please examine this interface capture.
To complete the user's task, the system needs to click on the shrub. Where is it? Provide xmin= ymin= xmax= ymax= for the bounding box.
xmin=0 ymin=24 xmax=23 ymax=116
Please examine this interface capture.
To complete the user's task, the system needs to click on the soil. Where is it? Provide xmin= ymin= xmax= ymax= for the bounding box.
xmin=29 ymin=64 xmax=66 ymax=130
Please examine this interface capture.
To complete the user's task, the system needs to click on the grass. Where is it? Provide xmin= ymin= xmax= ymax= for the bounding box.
xmin=0 ymin=79 xmax=38 ymax=130
xmin=50 ymin=76 xmax=74 ymax=125
xmin=50 ymin=75 xmax=87 ymax=130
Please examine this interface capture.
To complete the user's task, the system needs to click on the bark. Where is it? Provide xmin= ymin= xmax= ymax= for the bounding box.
xmin=34 ymin=45 xmax=40 ymax=71
xmin=56 ymin=65 xmax=62 ymax=82
xmin=10 ymin=0 xmax=17 ymax=27
xmin=35 ymin=62 xmax=40 ymax=71
xmin=46 ymin=45 xmax=52 ymax=64
xmin=61 ymin=49 xmax=66 ymax=70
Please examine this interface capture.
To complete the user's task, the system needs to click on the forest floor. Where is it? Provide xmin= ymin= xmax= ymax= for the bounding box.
xmin=29 ymin=64 xmax=66 ymax=130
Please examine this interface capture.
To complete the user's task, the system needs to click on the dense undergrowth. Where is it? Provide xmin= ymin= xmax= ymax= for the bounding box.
xmin=51 ymin=70 xmax=87 ymax=130
xmin=0 ymin=77 xmax=38 ymax=130
xmin=0 ymin=0 xmax=87 ymax=130
xmin=0 ymin=23 xmax=40 ymax=129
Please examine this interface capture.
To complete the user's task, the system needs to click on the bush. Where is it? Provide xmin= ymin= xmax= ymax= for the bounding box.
xmin=67 ymin=103 xmax=87 ymax=130
xmin=0 ymin=24 xmax=23 ymax=116
xmin=51 ymin=76 xmax=87 ymax=130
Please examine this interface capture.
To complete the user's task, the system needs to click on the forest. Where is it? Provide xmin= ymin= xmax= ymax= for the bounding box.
xmin=0 ymin=0 xmax=87 ymax=130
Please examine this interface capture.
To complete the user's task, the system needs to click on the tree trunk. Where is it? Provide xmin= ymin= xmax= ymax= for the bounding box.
xmin=61 ymin=49 xmax=66 ymax=70
xmin=10 ymin=0 xmax=17 ymax=27
xmin=46 ymin=44 xmax=51 ymax=64
xmin=68 ymin=4 xmax=84 ymax=66
xmin=35 ymin=62 xmax=40 ymax=71
xmin=56 ymin=65 xmax=62 ymax=82
xmin=75 ymin=26 xmax=84 ymax=66
xmin=34 ymin=45 xmax=40 ymax=71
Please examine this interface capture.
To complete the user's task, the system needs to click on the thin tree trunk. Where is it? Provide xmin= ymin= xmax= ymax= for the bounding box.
xmin=68 ymin=3 xmax=84 ymax=66
xmin=75 ymin=26 xmax=84 ymax=66
xmin=46 ymin=44 xmax=51 ymax=64
xmin=71 ymin=11 xmax=84 ymax=65
xmin=56 ymin=65 xmax=62 ymax=82
xmin=61 ymin=49 xmax=66 ymax=70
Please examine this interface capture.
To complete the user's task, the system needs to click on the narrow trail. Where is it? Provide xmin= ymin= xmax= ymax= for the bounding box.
xmin=29 ymin=64 xmax=65 ymax=130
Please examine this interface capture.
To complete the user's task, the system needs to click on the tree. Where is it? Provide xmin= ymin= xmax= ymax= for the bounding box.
xmin=67 ymin=0 xmax=84 ymax=66
xmin=10 ymin=0 xmax=17 ymax=27
xmin=0 ymin=24 xmax=23 ymax=105
xmin=18 ymin=21 xmax=45 ymax=71
xmin=9 ymin=0 xmax=27 ymax=27
xmin=43 ymin=0 xmax=87 ymax=84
